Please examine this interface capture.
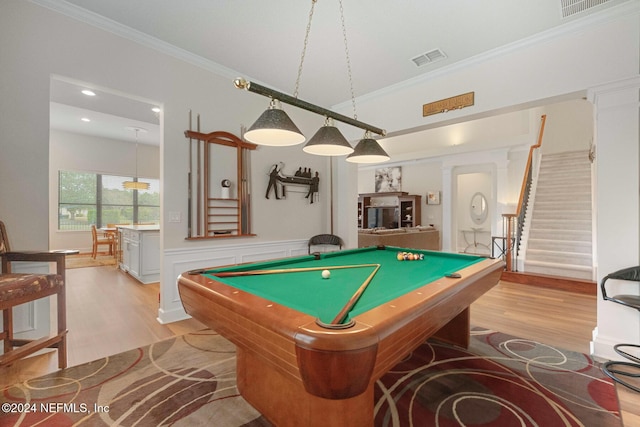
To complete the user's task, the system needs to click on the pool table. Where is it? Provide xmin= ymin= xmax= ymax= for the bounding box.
xmin=178 ymin=246 xmax=503 ymax=427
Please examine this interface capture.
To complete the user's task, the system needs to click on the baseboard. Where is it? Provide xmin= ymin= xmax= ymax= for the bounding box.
xmin=501 ymin=271 xmax=596 ymax=295
xmin=157 ymin=307 xmax=191 ymax=324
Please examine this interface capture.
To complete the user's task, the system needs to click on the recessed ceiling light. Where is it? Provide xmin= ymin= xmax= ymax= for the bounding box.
xmin=151 ymin=107 xmax=161 ymax=113
xmin=81 ymin=117 xmax=91 ymax=122
xmin=81 ymin=89 xmax=96 ymax=96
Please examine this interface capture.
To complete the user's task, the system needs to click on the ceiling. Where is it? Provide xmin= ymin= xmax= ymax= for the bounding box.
xmin=43 ymin=0 xmax=629 ymax=153
xmin=50 ymin=77 xmax=161 ymax=145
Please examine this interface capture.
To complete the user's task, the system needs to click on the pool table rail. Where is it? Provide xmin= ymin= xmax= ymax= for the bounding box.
xmin=177 ymin=250 xmax=504 ymax=427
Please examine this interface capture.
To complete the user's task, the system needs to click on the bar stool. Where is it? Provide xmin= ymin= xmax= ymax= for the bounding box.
xmin=0 ymin=221 xmax=67 ymax=368
xmin=600 ymin=266 xmax=640 ymax=392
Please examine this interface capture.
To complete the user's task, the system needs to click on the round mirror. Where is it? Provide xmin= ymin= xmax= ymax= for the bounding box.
xmin=470 ymin=192 xmax=488 ymax=225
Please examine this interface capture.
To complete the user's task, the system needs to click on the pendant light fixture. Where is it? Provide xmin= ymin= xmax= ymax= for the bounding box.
xmin=303 ymin=117 xmax=353 ymax=156
xmin=236 ymin=0 xmax=388 ymax=163
xmin=123 ymin=127 xmax=150 ymax=190
xmin=346 ymin=131 xmax=390 ymax=164
xmin=244 ymin=99 xmax=305 ymax=146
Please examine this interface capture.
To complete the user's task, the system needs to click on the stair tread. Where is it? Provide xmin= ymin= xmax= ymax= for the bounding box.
xmin=532 ymin=210 xmax=590 ymax=216
xmin=532 ymin=217 xmax=591 ymax=221
xmin=529 ymin=239 xmax=591 ymax=244
xmin=527 ymin=248 xmax=592 ymax=256
xmin=525 ymin=259 xmax=593 ymax=270
xmin=521 ymin=150 xmax=594 ymax=279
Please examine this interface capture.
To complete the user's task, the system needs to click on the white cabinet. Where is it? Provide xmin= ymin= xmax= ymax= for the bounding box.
xmin=118 ymin=225 xmax=160 ymax=284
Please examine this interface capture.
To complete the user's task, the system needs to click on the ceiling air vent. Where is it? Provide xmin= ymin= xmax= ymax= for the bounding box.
xmin=411 ymin=49 xmax=447 ymax=67
xmin=561 ymin=0 xmax=611 ymax=18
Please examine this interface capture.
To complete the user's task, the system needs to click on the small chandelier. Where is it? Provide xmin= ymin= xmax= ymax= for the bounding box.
xmin=123 ymin=127 xmax=150 ymax=190
xmin=123 ymin=180 xmax=150 ymax=190
xmin=237 ymin=0 xmax=389 ymax=163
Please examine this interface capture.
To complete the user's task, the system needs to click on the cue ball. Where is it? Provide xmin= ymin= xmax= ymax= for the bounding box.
xmin=322 ymin=269 xmax=331 ymax=279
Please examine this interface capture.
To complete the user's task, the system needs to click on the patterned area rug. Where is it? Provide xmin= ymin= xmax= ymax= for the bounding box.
xmin=375 ymin=329 xmax=620 ymax=426
xmin=1 ymin=329 xmax=620 ymax=427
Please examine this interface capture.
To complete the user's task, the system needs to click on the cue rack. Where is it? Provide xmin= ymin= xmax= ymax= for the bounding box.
xmin=185 ymin=111 xmax=257 ymax=239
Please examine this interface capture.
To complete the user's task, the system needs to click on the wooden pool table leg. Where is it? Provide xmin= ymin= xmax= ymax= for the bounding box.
xmin=431 ymin=306 xmax=470 ymax=348
xmin=237 ymin=348 xmax=373 ymax=427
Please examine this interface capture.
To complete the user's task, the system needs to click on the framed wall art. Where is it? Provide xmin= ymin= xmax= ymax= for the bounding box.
xmin=427 ymin=191 xmax=441 ymax=205
xmin=374 ymin=167 xmax=402 ymax=192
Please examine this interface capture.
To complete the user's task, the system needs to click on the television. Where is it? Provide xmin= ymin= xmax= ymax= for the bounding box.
xmin=367 ymin=207 xmax=398 ymax=229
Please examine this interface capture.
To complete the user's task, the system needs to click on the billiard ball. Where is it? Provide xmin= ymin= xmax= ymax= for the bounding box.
xmin=322 ymin=269 xmax=331 ymax=279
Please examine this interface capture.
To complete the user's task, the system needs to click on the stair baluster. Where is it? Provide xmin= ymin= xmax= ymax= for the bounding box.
xmin=505 ymin=115 xmax=547 ymax=272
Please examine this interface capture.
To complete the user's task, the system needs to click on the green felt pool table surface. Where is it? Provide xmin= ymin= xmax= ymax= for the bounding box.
xmin=201 ymin=246 xmax=485 ymax=324
xmin=178 ymin=245 xmax=504 ymax=426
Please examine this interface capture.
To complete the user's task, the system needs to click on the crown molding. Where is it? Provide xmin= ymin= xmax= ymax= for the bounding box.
xmin=29 ymin=0 xmax=242 ymax=82
xmin=332 ymin=0 xmax=640 ymax=111
xmin=31 ymin=0 xmax=639 ymax=110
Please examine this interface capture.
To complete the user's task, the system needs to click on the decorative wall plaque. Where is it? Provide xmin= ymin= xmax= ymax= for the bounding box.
xmin=423 ymin=92 xmax=474 ymax=117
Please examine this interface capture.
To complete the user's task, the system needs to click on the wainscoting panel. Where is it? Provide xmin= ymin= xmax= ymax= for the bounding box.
xmin=158 ymin=239 xmax=308 ymax=324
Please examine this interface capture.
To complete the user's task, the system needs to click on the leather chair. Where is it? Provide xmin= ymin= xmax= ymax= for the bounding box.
xmin=308 ymin=234 xmax=344 ymax=254
xmin=600 ymin=266 xmax=640 ymax=393
xmin=0 ymin=220 xmax=67 ymax=368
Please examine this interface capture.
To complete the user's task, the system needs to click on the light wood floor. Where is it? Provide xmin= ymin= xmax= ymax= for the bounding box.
xmin=0 ymin=266 xmax=205 ymax=387
xmin=1 ymin=267 xmax=637 ymax=425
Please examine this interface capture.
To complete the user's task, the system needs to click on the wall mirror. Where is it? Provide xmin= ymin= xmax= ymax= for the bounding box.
xmin=470 ymin=192 xmax=488 ymax=225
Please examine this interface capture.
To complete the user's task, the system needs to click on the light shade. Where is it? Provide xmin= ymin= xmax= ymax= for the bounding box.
xmin=244 ymin=100 xmax=306 ymax=146
xmin=303 ymin=119 xmax=354 ymax=156
xmin=123 ymin=181 xmax=150 ymax=190
xmin=346 ymin=136 xmax=390 ymax=164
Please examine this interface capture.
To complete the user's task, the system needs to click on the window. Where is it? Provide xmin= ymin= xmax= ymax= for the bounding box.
xmin=58 ymin=171 xmax=159 ymax=230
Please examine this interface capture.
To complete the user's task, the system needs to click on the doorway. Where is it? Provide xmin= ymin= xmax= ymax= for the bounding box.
xmin=452 ymin=169 xmax=494 ymax=256
xmin=48 ymin=75 xmax=162 ymax=254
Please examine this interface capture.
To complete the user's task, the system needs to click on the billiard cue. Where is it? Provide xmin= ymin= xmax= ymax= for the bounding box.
xmin=331 ymin=264 xmax=380 ymax=325
xmin=187 ymin=110 xmax=193 ymax=238
xmin=210 ymin=263 xmax=380 ymax=277
xmin=196 ymin=113 xmax=202 ymax=237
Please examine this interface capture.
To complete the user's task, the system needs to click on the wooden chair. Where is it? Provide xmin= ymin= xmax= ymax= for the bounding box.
xmin=600 ymin=266 xmax=640 ymax=393
xmin=91 ymin=224 xmax=115 ymax=259
xmin=105 ymin=223 xmax=128 ymax=261
xmin=0 ymin=220 xmax=67 ymax=368
xmin=308 ymin=234 xmax=344 ymax=254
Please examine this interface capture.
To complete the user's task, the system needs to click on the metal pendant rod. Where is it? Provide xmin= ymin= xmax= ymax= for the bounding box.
xmin=234 ymin=78 xmax=386 ymax=137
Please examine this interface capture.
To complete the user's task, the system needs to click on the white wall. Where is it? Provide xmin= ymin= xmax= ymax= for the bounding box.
xmin=349 ymin=4 xmax=640 ymax=359
xmin=538 ymin=100 xmax=594 ymax=155
xmin=336 ymin=7 xmax=638 ymax=139
xmin=1 ymin=0 xmax=639 ymax=356
xmin=0 ymin=0 xmax=332 ymax=324
xmin=589 ymin=77 xmax=640 ymax=360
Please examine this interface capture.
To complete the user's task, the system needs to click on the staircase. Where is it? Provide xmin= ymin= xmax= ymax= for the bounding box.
xmin=522 ymin=150 xmax=594 ymax=280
